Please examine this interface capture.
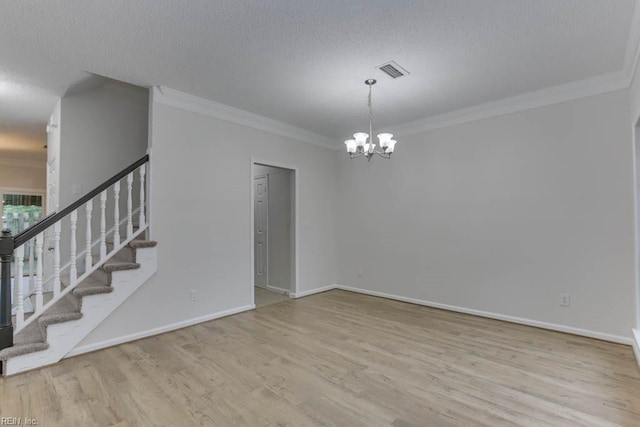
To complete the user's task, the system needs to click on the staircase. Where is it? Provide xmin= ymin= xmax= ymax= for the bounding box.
xmin=0 ymin=237 xmax=157 ymax=376
xmin=0 ymin=155 xmax=156 ymax=376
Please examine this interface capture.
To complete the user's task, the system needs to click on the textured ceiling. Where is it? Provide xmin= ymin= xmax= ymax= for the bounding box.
xmin=0 ymin=0 xmax=637 ymax=149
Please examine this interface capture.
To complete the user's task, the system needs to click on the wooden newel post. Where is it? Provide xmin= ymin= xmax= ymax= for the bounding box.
xmin=0 ymin=228 xmax=14 ymax=351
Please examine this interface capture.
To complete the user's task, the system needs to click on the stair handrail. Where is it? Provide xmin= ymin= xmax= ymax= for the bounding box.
xmin=14 ymin=154 xmax=149 ymax=247
xmin=0 ymin=154 xmax=149 ymax=353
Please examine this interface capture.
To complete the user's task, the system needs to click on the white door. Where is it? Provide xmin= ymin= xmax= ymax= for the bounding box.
xmin=254 ymin=174 xmax=268 ymax=288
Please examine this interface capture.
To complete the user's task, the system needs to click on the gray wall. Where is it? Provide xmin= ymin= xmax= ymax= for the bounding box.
xmin=76 ymin=84 xmax=637 ymax=350
xmin=53 ymin=79 xmax=149 ymax=275
xmin=628 ymin=55 xmax=640 ymax=330
xmin=78 ymin=96 xmax=337 ymax=348
xmin=335 ymin=89 xmax=635 ymax=341
xmin=254 ymin=164 xmax=294 ymax=291
xmin=59 ymin=79 xmax=148 ymax=207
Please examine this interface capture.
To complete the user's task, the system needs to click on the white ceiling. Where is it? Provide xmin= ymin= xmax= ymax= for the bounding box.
xmin=0 ymin=0 xmax=638 ymax=151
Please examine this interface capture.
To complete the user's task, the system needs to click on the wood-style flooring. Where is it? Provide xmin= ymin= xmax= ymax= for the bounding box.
xmin=254 ymin=286 xmax=290 ymax=308
xmin=1 ymin=290 xmax=639 ymax=426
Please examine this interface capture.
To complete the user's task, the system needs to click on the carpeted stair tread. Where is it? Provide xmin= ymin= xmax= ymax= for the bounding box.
xmin=106 ymin=236 xmax=146 ymax=248
xmin=38 ymin=311 xmax=83 ymax=330
xmin=37 ymin=295 xmax=82 ymax=333
xmin=128 ymin=240 xmax=157 ymax=249
xmin=102 ymin=262 xmax=140 ymax=273
xmin=0 ymin=342 xmax=49 ymax=362
xmin=73 ymin=284 xmax=113 ymax=298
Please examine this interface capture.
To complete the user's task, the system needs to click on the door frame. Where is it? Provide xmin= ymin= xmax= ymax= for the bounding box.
xmin=250 ymin=159 xmax=298 ymax=308
xmin=631 ymin=117 xmax=640 ymax=332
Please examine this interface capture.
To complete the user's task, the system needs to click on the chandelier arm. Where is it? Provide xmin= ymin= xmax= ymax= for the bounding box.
xmin=372 ymin=150 xmax=391 ymax=159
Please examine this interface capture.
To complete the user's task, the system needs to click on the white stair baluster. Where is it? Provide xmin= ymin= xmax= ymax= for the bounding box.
xmin=53 ymin=222 xmax=61 ymax=296
xmin=70 ymin=210 xmax=78 ymax=286
xmin=28 ymin=236 xmax=35 ymax=296
xmin=35 ymin=233 xmax=44 ymax=312
xmin=126 ymin=172 xmax=133 ymax=238
xmin=139 ymin=164 xmax=146 ymax=229
xmin=15 ymin=245 xmax=25 ymax=328
xmin=113 ymin=181 xmax=121 ymax=248
xmin=85 ymin=200 xmax=93 ymax=272
xmin=100 ymin=191 xmax=107 ymax=260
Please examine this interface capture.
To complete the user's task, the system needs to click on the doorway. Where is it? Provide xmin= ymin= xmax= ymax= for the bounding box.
xmin=252 ymin=162 xmax=296 ymax=308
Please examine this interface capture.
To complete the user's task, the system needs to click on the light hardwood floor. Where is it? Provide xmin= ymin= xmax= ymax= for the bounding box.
xmin=1 ymin=290 xmax=640 ymax=426
xmin=255 ymin=286 xmax=290 ymax=308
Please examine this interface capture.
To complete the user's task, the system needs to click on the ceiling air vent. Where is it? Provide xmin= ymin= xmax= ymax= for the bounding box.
xmin=376 ymin=61 xmax=410 ymax=79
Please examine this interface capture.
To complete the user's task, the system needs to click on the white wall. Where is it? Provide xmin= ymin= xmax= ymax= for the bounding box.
xmin=59 ymin=79 xmax=148 ymax=207
xmin=253 ymin=164 xmax=294 ymax=292
xmin=336 ymin=89 xmax=636 ymax=341
xmin=52 ymin=80 xmax=149 ymax=275
xmin=73 ymin=83 xmax=636 ymax=350
xmin=628 ymin=54 xmax=640 ymax=331
xmin=77 ymin=92 xmax=337 ymax=347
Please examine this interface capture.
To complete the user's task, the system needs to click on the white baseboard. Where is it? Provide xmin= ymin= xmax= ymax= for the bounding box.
xmin=266 ymin=285 xmax=291 ymax=295
xmin=335 ymin=284 xmax=633 ymax=345
xmin=291 ymin=285 xmax=337 ymax=298
xmin=64 ymin=284 xmax=635 ymax=360
xmin=633 ymin=329 xmax=640 ymax=371
xmin=66 ymin=304 xmax=256 ymax=358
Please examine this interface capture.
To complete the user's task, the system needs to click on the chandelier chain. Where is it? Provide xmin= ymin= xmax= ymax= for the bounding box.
xmin=368 ymin=83 xmax=374 ymax=120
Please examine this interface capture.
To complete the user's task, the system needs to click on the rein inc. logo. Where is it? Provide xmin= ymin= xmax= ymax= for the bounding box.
xmin=0 ymin=418 xmax=38 ymax=425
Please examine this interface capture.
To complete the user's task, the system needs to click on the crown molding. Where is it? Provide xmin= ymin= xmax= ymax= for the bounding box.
xmin=391 ymin=72 xmax=629 ymax=137
xmin=152 ymin=86 xmax=337 ymax=149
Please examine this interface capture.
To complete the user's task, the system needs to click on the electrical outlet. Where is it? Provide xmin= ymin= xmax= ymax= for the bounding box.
xmin=190 ymin=289 xmax=197 ymax=302
xmin=357 ymin=268 xmax=363 ymax=278
xmin=560 ymin=293 xmax=570 ymax=307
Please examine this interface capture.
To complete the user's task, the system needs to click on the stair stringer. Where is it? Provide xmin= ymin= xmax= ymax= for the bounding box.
xmin=4 ymin=246 xmax=157 ymax=376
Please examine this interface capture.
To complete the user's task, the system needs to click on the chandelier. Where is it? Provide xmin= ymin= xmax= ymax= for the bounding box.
xmin=344 ymin=79 xmax=397 ymax=161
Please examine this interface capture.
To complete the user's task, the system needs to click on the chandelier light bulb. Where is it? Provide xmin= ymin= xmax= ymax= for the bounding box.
xmin=344 ymin=139 xmax=357 ymax=153
xmin=353 ymin=132 xmax=368 ymax=147
xmin=386 ymin=140 xmax=397 ymax=153
xmin=377 ymin=133 xmax=393 ymax=149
